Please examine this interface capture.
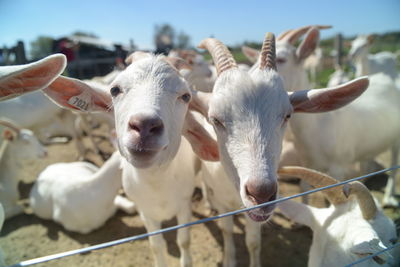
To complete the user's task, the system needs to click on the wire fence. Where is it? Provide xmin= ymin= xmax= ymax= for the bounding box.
xmin=7 ymin=166 xmax=400 ymax=267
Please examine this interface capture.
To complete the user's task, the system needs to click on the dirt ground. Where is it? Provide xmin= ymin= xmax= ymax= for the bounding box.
xmin=1 ymin=126 xmax=399 ymax=267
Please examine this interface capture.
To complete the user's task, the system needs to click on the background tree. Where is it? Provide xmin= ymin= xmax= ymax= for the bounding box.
xmin=30 ymin=36 xmax=54 ymax=59
xmin=176 ymin=31 xmax=191 ymax=49
xmin=154 ymin=23 xmax=175 ymax=54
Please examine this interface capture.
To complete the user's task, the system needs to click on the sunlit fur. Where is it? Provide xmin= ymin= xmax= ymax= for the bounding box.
xmin=349 ymin=35 xmax=398 ymax=80
xmin=111 ymin=55 xmax=191 ymax=168
xmin=275 ymin=37 xmax=400 ymax=207
xmin=208 ymin=67 xmax=292 ymax=219
xmin=30 ymin=152 xmax=135 ymax=234
xmin=279 ymin=197 xmax=398 ymax=267
xmin=0 ymin=128 xmax=47 ymax=219
xmin=111 ymin=54 xmax=196 ymax=267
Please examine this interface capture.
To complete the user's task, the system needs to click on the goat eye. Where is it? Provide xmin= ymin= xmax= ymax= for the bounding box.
xmin=180 ymin=93 xmax=191 ymax=103
xmin=284 ymin=114 xmax=291 ymax=122
xmin=211 ymin=117 xmax=225 ymax=129
xmin=277 ymin=58 xmax=286 ymax=64
xmin=110 ymin=86 xmax=121 ymax=97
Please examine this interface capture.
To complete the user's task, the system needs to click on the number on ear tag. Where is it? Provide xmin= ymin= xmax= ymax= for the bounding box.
xmin=67 ymin=91 xmax=93 ymax=111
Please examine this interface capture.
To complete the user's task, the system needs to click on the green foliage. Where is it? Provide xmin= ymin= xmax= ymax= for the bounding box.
xmin=72 ymin=31 xmax=99 ymax=38
xmin=30 ymin=36 xmax=54 ymax=59
xmin=176 ymin=31 xmax=191 ymax=49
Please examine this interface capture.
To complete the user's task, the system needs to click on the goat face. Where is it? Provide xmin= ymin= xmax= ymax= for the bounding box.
xmin=111 ymin=56 xmax=191 ymax=168
xmin=207 ymin=69 xmax=291 ymax=221
xmin=348 ymin=35 xmax=371 ymax=62
xmin=9 ymin=129 xmax=47 ymax=164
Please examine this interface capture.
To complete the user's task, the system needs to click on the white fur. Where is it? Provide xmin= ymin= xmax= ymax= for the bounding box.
xmin=0 ymin=127 xmax=47 ymax=219
xmin=0 ymin=92 xmax=78 ymax=145
xmin=275 ymin=35 xmax=400 ymax=207
xmin=327 ymin=67 xmax=350 ymax=87
xmin=349 ymin=35 xmax=398 ymax=80
xmin=279 ymin=196 xmax=398 ymax=267
xmin=110 ymin=55 xmax=197 ymax=267
xmin=30 ymin=151 xmax=135 ymax=234
xmin=194 ymin=114 xmax=262 ymax=267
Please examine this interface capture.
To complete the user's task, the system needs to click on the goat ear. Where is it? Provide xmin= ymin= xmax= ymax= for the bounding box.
xmin=290 ymin=77 xmax=369 ymax=113
xmin=0 ymin=54 xmax=66 ymax=101
xmin=125 ymin=51 xmax=151 ymax=65
xmin=296 ymin=27 xmax=320 ymax=61
xmin=182 ymin=111 xmax=219 ymax=161
xmin=241 ymin=46 xmax=260 ymax=64
xmin=3 ymin=129 xmax=15 ymax=141
xmin=351 ymin=241 xmax=390 ymax=265
xmin=189 ymin=90 xmax=211 ymax=117
xmin=164 ymin=57 xmax=192 ymax=71
xmin=43 ymin=76 xmax=112 ymax=113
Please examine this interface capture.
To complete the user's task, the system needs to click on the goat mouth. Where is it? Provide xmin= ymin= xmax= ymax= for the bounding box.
xmin=246 ymin=205 xmax=275 ymax=222
xmin=127 ymin=148 xmax=159 ymax=161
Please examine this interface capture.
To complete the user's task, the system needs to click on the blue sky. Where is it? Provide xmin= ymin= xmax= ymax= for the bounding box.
xmin=1 ymin=0 xmax=399 ymax=57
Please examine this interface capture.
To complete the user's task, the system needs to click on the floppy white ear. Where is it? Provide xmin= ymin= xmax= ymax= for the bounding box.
xmin=296 ymin=27 xmax=320 ymax=61
xmin=0 ymin=54 xmax=66 ymax=101
xmin=43 ymin=76 xmax=112 ymax=113
xmin=182 ymin=111 xmax=219 ymax=161
xmin=351 ymin=240 xmax=391 ymax=265
xmin=241 ymin=46 xmax=260 ymax=64
xmin=289 ymin=77 xmax=369 ymax=113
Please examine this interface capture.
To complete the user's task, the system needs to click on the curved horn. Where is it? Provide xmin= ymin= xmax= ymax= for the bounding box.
xmin=0 ymin=118 xmax=21 ymax=134
xmin=343 ymin=181 xmax=377 ymax=220
xmin=260 ymin=32 xmax=276 ymax=71
xmin=278 ymin=166 xmax=347 ymax=205
xmin=198 ymin=38 xmax=237 ymax=76
xmin=278 ymin=25 xmax=332 ymax=44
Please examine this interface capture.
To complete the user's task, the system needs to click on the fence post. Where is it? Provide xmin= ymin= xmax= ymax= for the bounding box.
xmin=334 ymin=33 xmax=343 ymax=67
xmin=15 ymin=41 xmax=27 ymax=64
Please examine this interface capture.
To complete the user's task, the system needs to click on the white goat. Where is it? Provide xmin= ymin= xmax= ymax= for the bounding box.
xmin=42 ymin=53 xmax=218 ymax=267
xmin=0 ymin=119 xmax=47 ymax=219
xmin=0 ymin=54 xmax=81 ymax=147
xmin=190 ymin=34 xmax=368 ymax=267
xmin=327 ymin=66 xmax=350 ymax=87
xmin=169 ymin=50 xmax=215 ymax=92
xmin=278 ymin=167 xmax=398 ymax=267
xmin=349 ymin=35 xmax=398 ymax=80
xmin=269 ymin=25 xmax=400 ymax=207
xmin=0 ymin=54 xmax=66 ymax=101
xmin=30 ymin=151 xmax=135 ymax=234
xmin=42 ymin=34 xmax=368 ymax=266
xmin=189 ymin=33 xmax=368 ymax=222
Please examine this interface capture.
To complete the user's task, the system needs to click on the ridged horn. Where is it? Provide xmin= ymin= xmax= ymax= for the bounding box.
xmin=278 ymin=166 xmax=347 ymax=205
xmin=343 ymin=181 xmax=378 ymax=220
xmin=198 ymin=38 xmax=237 ymax=76
xmin=0 ymin=118 xmax=21 ymax=134
xmin=259 ymin=32 xmax=276 ymax=71
xmin=278 ymin=25 xmax=332 ymax=44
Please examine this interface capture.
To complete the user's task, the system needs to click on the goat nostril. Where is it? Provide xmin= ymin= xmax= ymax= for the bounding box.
xmin=245 ymin=182 xmax=277 ymax=205
xmin=149 ymin=124 xmax=164 ymax=135
xmin=129 ymin=123 xmax=141 ymax=133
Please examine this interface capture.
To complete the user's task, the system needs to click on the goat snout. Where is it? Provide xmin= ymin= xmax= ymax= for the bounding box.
xmin=245 ymin=179 xmax=277 ymax=205
xmin=128 ymin=114 xmax=164 ymax=139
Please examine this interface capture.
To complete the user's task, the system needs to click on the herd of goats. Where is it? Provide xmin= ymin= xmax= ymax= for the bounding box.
xmin=0 ymin=25 xmax=400 ymax=266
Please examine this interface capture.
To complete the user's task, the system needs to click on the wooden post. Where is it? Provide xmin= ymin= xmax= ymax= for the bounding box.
xmin=334 ymin=33 xmax=343 ymax=67
xmin=15 ymin=41 xmax=27 ymax=64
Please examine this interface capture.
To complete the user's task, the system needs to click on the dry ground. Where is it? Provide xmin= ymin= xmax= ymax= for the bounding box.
xmin=1 ymin=126 xmax=399 ymax=267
